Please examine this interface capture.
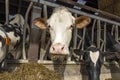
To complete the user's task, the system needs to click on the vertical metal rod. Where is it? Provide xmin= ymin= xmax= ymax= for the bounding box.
xmin=39 ymin=5 xmax=47 ymax=60
xmin=115 ymin=25 xmax=118 ymax=42
xmin=97 ymin=20 xmax=101 ymax=48
xmin=22 ymin=2 xmax=33 ymax=59
xmin=91 ymin=19 xmax=97 ymax=45
xmin=73 ymin=14 xmax=78 ymax=49
xmin=5 ymin=0 xmax=9 ymax=24
xmin=81 ymin=27 xmax=86 ymax=50
xmin=103 ymin=23 xmax=106 ymax=52
xmin=111 ymin=25 xmax=115 ymax=36
xmin=77 ymin=35 xmax=82 ymax=49
xmin=18 ymin=0 xmax=22 ymax=13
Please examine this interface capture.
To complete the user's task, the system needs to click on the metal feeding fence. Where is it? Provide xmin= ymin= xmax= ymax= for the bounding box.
xmin=3 ymin=0 xmax=120 ymax=80
xmin=3 ymin=0 xmax=120 ymax=62
xmin=29 ymin=0 xmax=120 ymax=62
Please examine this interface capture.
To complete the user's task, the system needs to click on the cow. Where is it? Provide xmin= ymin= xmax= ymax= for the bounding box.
xmin=85 ymin=28 xmax=120 ymax=62
xmin=0 ymin=26 xmax=9 ymax=66
xmin=1 ymin=14 xmax=30 ymax=59
xmin=33 ymin=6 xmax=91 ymax=60
xmin=74 ymin=45 xmax=103 ymax=80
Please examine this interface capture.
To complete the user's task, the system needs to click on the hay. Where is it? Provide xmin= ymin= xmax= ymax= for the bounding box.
xmin=0 ymin=63 xmax=61 ymax=80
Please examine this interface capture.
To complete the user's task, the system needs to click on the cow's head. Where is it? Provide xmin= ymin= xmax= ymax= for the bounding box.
xmin=34 ymin=7 xmax=91 ymax=55
xmin=74 ymin=45 xmax=103 ymax=80
xmin=10 ymin=14 xmax=25 ymax=31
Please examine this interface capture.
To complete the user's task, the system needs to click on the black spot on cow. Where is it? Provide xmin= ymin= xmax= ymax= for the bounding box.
xmin=0 ymin=35 xmax=5 ymax=47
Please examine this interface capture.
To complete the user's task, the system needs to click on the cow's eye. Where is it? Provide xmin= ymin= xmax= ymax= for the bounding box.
xmin=48 ymin=25 xmax=53 ymax=30
xmin=67 ymin=25 xmax=73 ymax=30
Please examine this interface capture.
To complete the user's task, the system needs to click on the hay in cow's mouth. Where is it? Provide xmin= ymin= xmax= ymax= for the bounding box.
xmin=50 ymin=54 xmax=68 ymax=61
xmin=0 ymin=63 xmax=61 ymax=80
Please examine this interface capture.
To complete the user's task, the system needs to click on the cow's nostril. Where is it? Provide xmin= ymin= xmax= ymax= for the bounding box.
xmin=61 ymin=46 xmax=64 ymax=50
xmin=52 ymin=47 xmax=55 ymax=51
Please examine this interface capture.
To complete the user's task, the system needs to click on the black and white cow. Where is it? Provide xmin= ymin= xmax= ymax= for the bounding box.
xmin=74 ymin=45 xmax=103 ymax=80
xmin=1 ymin=14 xmax=30 ymax=59
xmin=85 ymin=28 xmax=120 ymax=61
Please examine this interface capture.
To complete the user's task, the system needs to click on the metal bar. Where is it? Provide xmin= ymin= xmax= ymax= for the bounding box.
xmin=73 ymin=14 xmax=78 ymax=49
xmin=59 ymin=0 xmax=120 ymax=22
xmin=111 ymin=25 xmax=115 ymax=36
xmin=77 ymin=40 xmax=82 ymax=49
xmin=97 ymin=20 xmax=101 ymax=48
xmin=38 ymin=0 xmax=120 ymax=26
xmin=115 ymin=25 xmax=119 ymax=42
xmin=104 ymin=23 xmax=107 ymax=52
xmin=6 ymin=59 xmax=29 ymax=63
xmin=100 ymin=39 xmax=104 ymax=51
xmin=5 ymin=0 xmax=9 ymax=24
xmin=77 ymin=35 xmax=82 ymax=49
xmin=39 ymin=4 xmax=47 ymax=60
xmin=38 ymin=60 xmax=81 ymax=65
xmin=81 ymin=27 xmax=86 ymax=50
xmin=91 ymin=19 xmax=97 ymax=45
xmin=77 ymin=35 xmax=82 ymax=39
xmin=18 ymin=0 xmax=22 ymax=13
xmin=22 ymin=2 xmax=33 ymax=59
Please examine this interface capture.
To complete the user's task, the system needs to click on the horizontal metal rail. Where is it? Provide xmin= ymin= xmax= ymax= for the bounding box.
xmin=31 ymin=0 xmax=120 ymax=26
xmin=59 ymin=0 xmax=120 ymax=22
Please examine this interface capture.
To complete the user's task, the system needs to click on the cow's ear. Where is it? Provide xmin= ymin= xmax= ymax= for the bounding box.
xmin=33 ymin=18 xmax=47 ymax=29
xmin=75 ymin=16 xmax=91 ymax=29
xmin=74 ymin=49 xmax=84 ymax=56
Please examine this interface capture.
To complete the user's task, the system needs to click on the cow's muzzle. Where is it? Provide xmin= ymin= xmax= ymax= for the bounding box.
xmin=50 ymin=43 xmax=68 ymax=55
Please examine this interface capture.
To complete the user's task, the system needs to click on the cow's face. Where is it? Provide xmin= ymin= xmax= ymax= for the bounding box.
xmin=34 ymin=7 xmax=91 ymax=55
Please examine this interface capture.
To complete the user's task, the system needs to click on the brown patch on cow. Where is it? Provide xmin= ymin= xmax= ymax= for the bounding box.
xmin=6 ymin=37 xmax=10 ymax=46
xmin=33 ymin=18 xmax=47 ymax=29
xmin=75 ymin=16 xmax=91 ymax=28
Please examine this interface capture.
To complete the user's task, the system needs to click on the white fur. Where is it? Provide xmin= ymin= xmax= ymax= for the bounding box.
xmin=10 ymin=14 xmax=25 ymax=27
xmin=0 ymin=42 xmax=6 ymax=63
xmin=90 ymin=51 xmax=100 ymax=67
xmin=0 ymin=30 xmax=6 ymax=38
xmin=8 ymin=14 xmax=28 ymax=59
xmin=48 ymin=7 xmax=75 ymax=54
xmin=7 ymin=32 xmax=20 ymax=50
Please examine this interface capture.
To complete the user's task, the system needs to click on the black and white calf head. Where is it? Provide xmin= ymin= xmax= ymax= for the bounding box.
xmin=74 ymin=45 xmax=103 ymax=80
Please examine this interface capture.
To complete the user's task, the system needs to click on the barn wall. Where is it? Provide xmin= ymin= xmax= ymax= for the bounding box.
xmin=0 ymin=0 xmax=30 ymax=24
xmin=99 ymin=0 xmax=120 ymax=17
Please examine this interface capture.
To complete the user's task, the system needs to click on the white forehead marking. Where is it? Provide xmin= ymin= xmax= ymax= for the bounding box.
xmin=48 ymin=7 xmax=75 ymax=27
xmin=89 ymin=51 xmax=100 ymax=67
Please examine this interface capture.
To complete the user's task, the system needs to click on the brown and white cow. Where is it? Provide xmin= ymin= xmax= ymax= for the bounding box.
xmin=34 ymin=7 xmax=91 ymax=56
